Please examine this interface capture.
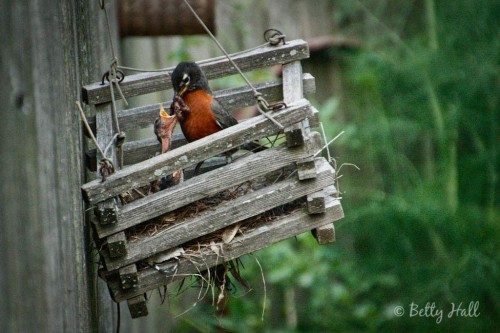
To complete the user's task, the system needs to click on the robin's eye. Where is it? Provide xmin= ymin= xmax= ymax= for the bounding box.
xmin=182 ymin=73 xmax=190 ymax=84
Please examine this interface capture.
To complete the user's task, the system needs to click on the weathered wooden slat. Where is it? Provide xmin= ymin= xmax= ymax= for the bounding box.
xmin=297 ymin=158 xmax=317 ymax=180
xmin=85 ymin=135 xmax=185 ymax=171
xmin=127 ymin=295 xmax=148 ymax=318
xmin=282 ymin=61 xmax=307 ymax=148
xmin=309 ymin=106 xmax=320 ymax=128
xmin=107 ymin=194 xmax=343 ymax=302
xmin=285 ymin=127 xmax=306 ymax=148
xmin=312 ymin=185 xmax=342 ymax=244
xmin=313 ymin=223 xmax=336 ymax=244
xmin=82 ymin=39 xmax=309 ymax=105
xmin=295 ymin=132 xmax=322 ymax=180
xmin=81 ymin=99 xmax=313 ymax=204
xmin=102 ymin=158 xmax=334 ymax=271
xmin=94 ymin=101 xmax=121 ymax=225
xmin=306 ymin=131 xmax=323 ymax=156
xmin=107 ymin=232 xmax=127 ymax=258
xmin=86 ymin=110 xmax=319 ymax=170
xmin=307 ymin=190 xmax=326 ymax=214
xmin=119 ymin=265 xmax=139 ymax=290
xmin=94 ymin=197 xmax=119 ymax=225
xmin=94 ymin=145 xmax=311 ymax=238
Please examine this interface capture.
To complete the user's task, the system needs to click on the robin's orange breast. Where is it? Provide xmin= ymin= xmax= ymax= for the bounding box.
xmin=181 ymin=90 xmax=222 ymax=142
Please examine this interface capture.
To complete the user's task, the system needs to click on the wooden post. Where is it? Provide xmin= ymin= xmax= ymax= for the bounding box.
xmin=282 ymin=61 xmax=334 ymax=241
xmin=0 ymin=1 xmax=115 ymax=331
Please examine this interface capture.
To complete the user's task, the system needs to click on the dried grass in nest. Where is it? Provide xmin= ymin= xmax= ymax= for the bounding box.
xmin=121 ymin=163 xmax=297 ymax=243
xmin=180 ymin=198 xmax=305 ymax=257
xmin=125 ymin=181 xmax=255 ymax=243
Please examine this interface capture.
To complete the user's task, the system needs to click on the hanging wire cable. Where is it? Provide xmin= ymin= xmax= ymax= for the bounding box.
xmin=181 ymin=0 xmax=284 ymax=129
xmin=117 ymin=41 xmax=274 ymax=74
xmin=99 ymin=0 xmax=127 ymax=168
xmin=76 ymin=101 xmax=115 ymax=181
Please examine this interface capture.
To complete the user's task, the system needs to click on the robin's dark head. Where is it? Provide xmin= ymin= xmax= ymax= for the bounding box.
xmin=171 ymin=62 xmax=211 ymax=97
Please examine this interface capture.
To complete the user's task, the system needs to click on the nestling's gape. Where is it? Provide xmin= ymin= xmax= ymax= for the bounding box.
xmin=152 ymin=104 xmax=182 ymax=190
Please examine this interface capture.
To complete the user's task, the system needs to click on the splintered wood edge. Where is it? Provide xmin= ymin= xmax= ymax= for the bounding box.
xmin=102 ymin=158 xmax=334 ymax=271
xmin=94 ymin=144 xmax=312 ymax=238
xmin=82 ymin=39 xmax=309 ymax=105
xmin=107 ymin=195 xmax=343 ymax=302
xmin=81 ymin=99 xmax=312 ymax=204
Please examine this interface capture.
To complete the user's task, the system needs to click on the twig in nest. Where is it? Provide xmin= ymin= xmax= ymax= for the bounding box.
xmin=254 ymin=257 xmax=267 ymax=321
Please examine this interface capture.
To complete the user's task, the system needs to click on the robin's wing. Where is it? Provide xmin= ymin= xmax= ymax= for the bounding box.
xmin=211 ymin=98 xmax=238 ymax=129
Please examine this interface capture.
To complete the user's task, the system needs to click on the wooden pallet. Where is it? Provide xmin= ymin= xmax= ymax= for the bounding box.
xmin=80 ymin=39 xmax=343 ymax=318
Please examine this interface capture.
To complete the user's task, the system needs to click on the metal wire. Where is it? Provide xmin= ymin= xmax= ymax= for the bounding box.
xmin=181 ymin=0 xmax=284 ymax=129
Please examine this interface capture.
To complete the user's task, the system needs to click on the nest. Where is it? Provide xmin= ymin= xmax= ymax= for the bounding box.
xmin=114 ymin=163 xmax=302 ymax=284
xmin=119 ymin=158 xmax=296 ymax=240
xmin=114 ymin=166 xmax=305 ymax=313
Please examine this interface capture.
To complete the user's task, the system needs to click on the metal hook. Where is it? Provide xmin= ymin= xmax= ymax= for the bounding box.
xmin=264 ymin=28 xmax=286 ymax=46
xmin=100 ymin=70 xmax=125 ymax=85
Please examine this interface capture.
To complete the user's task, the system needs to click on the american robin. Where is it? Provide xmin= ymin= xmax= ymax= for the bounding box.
xmin=170 ymin=62 xmax=265 ymax=166
xmin=152 ymin=104 xmax=183 ymax=191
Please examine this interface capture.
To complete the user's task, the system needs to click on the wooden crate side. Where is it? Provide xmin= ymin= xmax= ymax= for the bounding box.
xmin=107 ymin=192 xmax=343 ymax=302
xmin=81 ymin=99 xmax=313 ymax=204
xmin=94 ymin=144 xmax=312 ymax=238
xmin=102 ymin=158 xmax=334 ymax=271
xmin=82 ymin=39 xmax=309 ymax=105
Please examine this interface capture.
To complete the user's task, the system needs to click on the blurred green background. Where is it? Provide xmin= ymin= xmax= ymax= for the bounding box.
xmin=124 ymin=1 xmax=499 ymax=332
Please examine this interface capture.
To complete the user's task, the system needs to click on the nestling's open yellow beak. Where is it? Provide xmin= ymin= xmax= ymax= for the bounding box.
xmin=158 ymin=104 xmax=177 ymax=153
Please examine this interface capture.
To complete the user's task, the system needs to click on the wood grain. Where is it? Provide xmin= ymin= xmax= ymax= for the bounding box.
xmin=107 ymin=190 xmax=343 ymax=302
xmin=94 ymin=144 xmax=312 ymax=238
xmin=81 ymin=99 xmax=313 ymax=204
xmin=102 ymin=158 xmax=334 ymax=271
xmin=82 ymin=39 xmax=309 ymax=105
xmin=107 ymin=232 xmax=127 ymax=258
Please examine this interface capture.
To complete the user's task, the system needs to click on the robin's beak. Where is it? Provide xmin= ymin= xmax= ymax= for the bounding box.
xmin=159 ymin=104 xmax=177 ymax=153
xmin=178 ymin=84 xmax=188 ymax=97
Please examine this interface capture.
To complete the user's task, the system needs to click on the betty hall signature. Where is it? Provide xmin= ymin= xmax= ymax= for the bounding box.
xmin=393 ymin=301 xmax=480 ymax=324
